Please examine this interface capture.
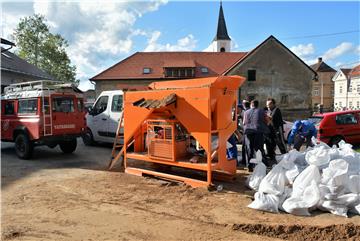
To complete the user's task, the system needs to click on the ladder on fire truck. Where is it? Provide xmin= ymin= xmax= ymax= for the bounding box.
xmin=4 ymin=80 xmax=64 ymax=136
xmin=108 ymin=114 xmax=125 ymax=170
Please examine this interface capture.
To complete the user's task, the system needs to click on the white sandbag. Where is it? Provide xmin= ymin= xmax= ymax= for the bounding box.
xmin=347 ymin=175 xmax=360 ymax=194
xmin=282 ymin=180 xmax=320 ymax=216
xmin=258 ymin=164 xmax=286 ymax=196
xmin=247 ymin=163 xmax=267 ymax=191
xmin=305 ymin=146 xmax=330 ymax=167
xmin=335 ymin=193 xmax=360 ymax=207
xmin=278 ymin=187 xmax=292 ymax=212
xmin=318 ymin=200 xmax=348 ymax=217
xmin=321 ymin=159 xmax=349 ymax=187
xmin=247 ymin=192 xmax=279 ymax=213
xmin=285 ymin=165 xmax=300 ymax=185
xmin=292 ymin=165 xmax=321 ymax=198
xmin=246 ymin=151 xmax=267 ymax=191
xmin=349 ymin=203 xmax=360 ymax=215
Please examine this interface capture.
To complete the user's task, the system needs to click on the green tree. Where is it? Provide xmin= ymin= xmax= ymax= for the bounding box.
xmin=13 ymin=14 xmax=78 ymax=84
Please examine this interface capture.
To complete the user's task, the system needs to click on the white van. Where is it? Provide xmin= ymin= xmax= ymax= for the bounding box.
xmin=82 ymin=90 xmax=123 ymax=145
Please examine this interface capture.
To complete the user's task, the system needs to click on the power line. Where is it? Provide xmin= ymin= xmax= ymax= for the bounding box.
xmin=281 ymin=30 xmax=360 ymax=40
xmin=236 ymin=30 xmax=360 ymax=49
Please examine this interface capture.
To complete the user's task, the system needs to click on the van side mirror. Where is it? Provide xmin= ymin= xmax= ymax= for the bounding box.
xmin=87 ymin=106 xmax=94 ymax=115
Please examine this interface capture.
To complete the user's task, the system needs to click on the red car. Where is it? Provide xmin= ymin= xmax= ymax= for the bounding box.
xmin=309 ymin=110 xmax=360 ymax=146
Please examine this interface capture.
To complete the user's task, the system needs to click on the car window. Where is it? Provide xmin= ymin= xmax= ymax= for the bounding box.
xmin=4 ymin=101 xmax=15 ymax=115
xmin=336 ymin=113 xmax=358 ymax=125
xmin=52 ymin=97 xmax=74 ymax=112
xmin=18 ymin=99 xmax=38 ymax=114
xmin=111 ymin=95 xmax=123 ymax=112
xmin=93 ymin=96 xmax=108 ymax=115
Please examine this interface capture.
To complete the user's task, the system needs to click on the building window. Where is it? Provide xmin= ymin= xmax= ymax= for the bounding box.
xmin=313 ymin=87 xmax=320 ymax=96
xmin=357 ymin=85 xmax=360 ymax=93
xmin=330 ymin=89 xmax=334 ymax=96
xmin=247 ymin=69 xmax=256 ymax=81
xmin=201 ymin=67 xmax=208 ymax=74
xmin=349 ymin=84 xmax=352 ymax=92
xmin=143 ymin=68 xmax=151 ymax=74
xmin=357 ymin=101 xmax=360 ymax=109
xmin=349 ymin=101 xmax=353 ymax=107
xmin=281 ymin=95 xmax=289 ymax=105
xmin=164 ymin=67 xmax=195 ymax=78
xmin=339 ymin=86 xmax=343 ymax=94
xmin=220 ymin=47 xmax=225 ymax=52
xmin=339 ymin=101 xmax=342 ymax=107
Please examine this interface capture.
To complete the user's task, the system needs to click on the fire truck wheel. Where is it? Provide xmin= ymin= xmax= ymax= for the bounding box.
xmin=14 ymin=133 xmax=34 ymax=159
xmin=59 ymin=138 xmax=77 ymax=153
xmin=82 ymin=129 xmax=95 ymax=146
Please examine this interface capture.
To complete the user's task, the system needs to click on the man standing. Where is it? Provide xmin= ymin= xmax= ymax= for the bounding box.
xmin=243 ymin=100 xmax=268 ymax=171
xmin=288 ymin=120 xmax=317 ymax=151
xmin=265 ymin=98 xmax=287 ymax=160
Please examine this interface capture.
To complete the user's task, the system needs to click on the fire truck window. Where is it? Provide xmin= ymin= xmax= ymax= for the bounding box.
xmin=18 ymin=99 xmax=38 ymax=114
xmin=77 ymin=99 xmax=84 ymax=112
xmin=4 ymin=101 xmax=15 ymax=115
xmin=52 ymin=97 xmax=74 ymax=112
xmin=111 ymin=95 xmax=123 ymax=112
xmin=93 ymin=96 xmax=108 ymax=115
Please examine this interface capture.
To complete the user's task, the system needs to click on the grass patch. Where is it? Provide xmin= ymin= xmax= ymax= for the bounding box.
xmin=356 ymin=149 xmax=360 ymax=153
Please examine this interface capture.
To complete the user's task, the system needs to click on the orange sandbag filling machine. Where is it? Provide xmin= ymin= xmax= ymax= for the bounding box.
xmin=121 ymin=75 xmax=245 ymax=187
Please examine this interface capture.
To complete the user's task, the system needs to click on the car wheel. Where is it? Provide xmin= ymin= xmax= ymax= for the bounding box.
xmin=59 ymin=138 xmax=77 ymax=153
xmin=82 ymin=129 xmax=95 ymax=146
xmin=330 ymin=136 xmax=343 ymax=147
xmin=14 ymin=133 xmax=34 ymax=159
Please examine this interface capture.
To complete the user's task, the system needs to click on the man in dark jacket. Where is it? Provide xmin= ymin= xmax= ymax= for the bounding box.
xmin=265 ymin=98 xmax=287 ymax=161
xmin=243 ymin=100 xmax=268 ymax=171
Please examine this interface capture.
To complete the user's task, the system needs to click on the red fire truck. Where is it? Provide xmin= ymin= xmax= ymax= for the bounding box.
xmin=1 ymin=80 xmax=86 ymax=159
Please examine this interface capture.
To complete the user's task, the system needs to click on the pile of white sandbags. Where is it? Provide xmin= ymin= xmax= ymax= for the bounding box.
xmin=247 ymin=139 xmax=360 ymax=217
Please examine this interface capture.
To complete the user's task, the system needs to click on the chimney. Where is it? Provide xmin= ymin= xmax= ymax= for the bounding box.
xmin=318 ymin=57 xmax=322 ymax=63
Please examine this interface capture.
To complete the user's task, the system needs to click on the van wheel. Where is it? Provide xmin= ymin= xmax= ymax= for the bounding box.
xmin=60 ymin=139 xmax=77 ymax=153
xmin=330 ymin=136 xmax=343 ymax=147
xmin=82 ymin=129 xmax=95 ymax=146
xmin=15 ymin=133 xmax=34 ymax=159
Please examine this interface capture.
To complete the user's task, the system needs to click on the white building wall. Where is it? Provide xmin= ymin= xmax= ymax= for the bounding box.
xmin=333 ymin=71 xmax=360 ymax=110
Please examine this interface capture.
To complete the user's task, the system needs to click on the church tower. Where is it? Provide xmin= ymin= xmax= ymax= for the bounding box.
xmin=210 ymin=2 xmax=231 ymax=52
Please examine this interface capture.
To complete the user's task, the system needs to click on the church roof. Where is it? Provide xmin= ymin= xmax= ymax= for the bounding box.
xmin=213 ymin=2 xmax=231 ymax=41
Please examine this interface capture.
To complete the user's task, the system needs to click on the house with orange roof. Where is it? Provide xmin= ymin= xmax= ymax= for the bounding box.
xmin=310 ymin=57 xmax=336 ymax=112
xmin=90 ymin=3 xmax=316 ymax=120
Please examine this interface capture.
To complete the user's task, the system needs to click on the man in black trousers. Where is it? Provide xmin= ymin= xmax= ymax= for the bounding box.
xmin=265 ymin=98 xmax=287 ymax=161
xmin=242 ymin=100 xmax=268 ymax=171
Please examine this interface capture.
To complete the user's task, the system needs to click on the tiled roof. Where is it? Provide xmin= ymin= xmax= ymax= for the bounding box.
xmin=349 ymin=64 xmax=360 ymax=77
xmin=340 ymin=68 xmax=352 ymax=78
xmin=1 ymin=48 xmax=53 ymax=80
xmin=91 ymin=52 xmax=247 ymax=81
xmin=310 ymin=61 xmax=336 ymax=72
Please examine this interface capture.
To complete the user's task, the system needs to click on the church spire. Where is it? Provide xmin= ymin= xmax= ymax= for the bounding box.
xmin=214 ymin=1 xmax=231 ymax=41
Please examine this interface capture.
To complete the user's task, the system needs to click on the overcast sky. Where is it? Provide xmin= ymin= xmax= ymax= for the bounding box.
xmin=2 ymin=0 xmax=359 ymax=90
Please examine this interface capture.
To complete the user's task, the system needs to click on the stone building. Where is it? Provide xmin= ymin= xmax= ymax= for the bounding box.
xmin=225 ymin=36 xmax=316 ymax=119
xmin=90 ymin=3 xmax=316 ymax=120
xmin=310 ymin=57 xmax=336 ymax=112
xmin=333 ymin=65 xmax=360 ymax=110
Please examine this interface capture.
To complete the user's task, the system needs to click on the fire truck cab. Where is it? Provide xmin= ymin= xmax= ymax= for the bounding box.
xmin=1 ymin=80 xmax=86 ymax=159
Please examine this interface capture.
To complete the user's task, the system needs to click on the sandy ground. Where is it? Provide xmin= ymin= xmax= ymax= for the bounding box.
xmin=1 ymin=140 xmax=360 ymax=241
